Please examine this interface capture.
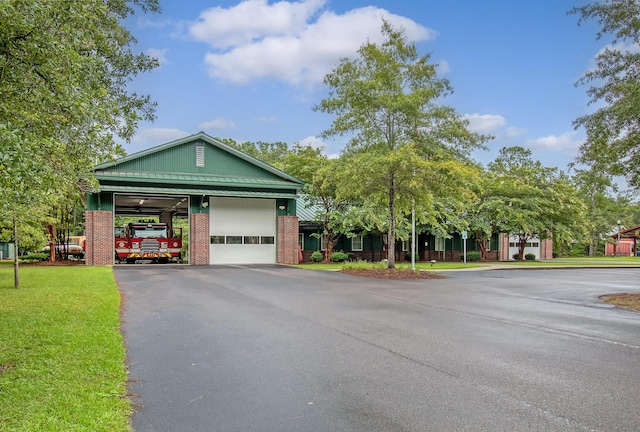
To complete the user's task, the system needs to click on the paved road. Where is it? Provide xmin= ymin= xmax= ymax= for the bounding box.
xmin=117 ymin=266 xmax=640 ymax=432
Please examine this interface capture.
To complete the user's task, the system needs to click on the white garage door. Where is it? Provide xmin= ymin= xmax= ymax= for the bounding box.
xmin=209 ymin=197 xmax=276 ymax=264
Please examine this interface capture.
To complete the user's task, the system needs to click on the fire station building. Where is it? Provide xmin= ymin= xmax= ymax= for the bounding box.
xmin=85 ymin=132 xmax=304 ymax=265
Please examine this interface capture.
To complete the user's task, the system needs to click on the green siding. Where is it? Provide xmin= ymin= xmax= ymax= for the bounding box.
xmin=87 ymin=191 xmax=114 ymax=211
xmin=109 ymin=141 xmax=284 ymax=181
xmin=0 ymin=243 xmax=15 ymax=259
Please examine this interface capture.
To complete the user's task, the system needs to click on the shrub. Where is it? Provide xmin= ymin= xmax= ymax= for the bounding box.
xmin=568 ymin=244 xmax=587 ymax=257
xmin=465 ymin=251 xmax=481 ymax=262
xmin=525 ymin=253 xmax=536 ymax=261
xmin=19 ymin=252 xmax=49 ymax=263
xmin=343 ymin=259 xmax=386 ymax=270
xmin=310 ymin=251 xmax=323 ymax=262
xmin=330 ymin=251 xmax=350 ymax=262
xmin=512 ymin=253 xmax=521 ymax=260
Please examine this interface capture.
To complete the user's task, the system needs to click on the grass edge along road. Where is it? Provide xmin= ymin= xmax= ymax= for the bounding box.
xmin=292 ymin=258 xmax=640 ymax=311
xmin=0 ymin=266 xmax=131 ymax=432
xmin=291 ymin=256 xmax=640 ymax=270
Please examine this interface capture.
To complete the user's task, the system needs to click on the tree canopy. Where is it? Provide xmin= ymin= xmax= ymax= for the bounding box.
xmin=570 ymin=0 xmax=640 ymax=185
xmin=487 ymin=147 xmax=588 ymax=260
xmin=316 ymin=21 xmax=488 ymax=267
xmin=0 ymin=0 xmax=159 ymax=285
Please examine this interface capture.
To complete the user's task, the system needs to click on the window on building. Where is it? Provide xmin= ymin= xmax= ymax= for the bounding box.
xmin=298 ymin=233 xmax=304 ymax=250
xmin=227 ymin=236 xmax=242 ymax=244
xmin=320 ymin=234 xmax=326 ymax=251
xmin=402 ymin=240 xmax=409 ymax=252
xmin=352 ymin=235 xmax=363 ymax=251
xmin=244 ymin=236 xmax=260 ymax=244
xmin=210 ymin=236 xmax=225 ymax=244
xmin=260 ymin=236 xmax=275 ymax=245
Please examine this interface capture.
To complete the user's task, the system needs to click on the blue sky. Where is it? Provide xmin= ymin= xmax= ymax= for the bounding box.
xmin=124 ymin=0 xmax=604 ymax=171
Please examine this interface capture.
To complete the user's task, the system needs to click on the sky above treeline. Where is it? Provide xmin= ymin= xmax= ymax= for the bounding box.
xmin=124 ymin=0 xmax=606 ymax=172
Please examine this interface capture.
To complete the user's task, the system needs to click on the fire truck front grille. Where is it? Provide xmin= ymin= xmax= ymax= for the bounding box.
xmin=140 ymin=239 xmax=160 ymax=252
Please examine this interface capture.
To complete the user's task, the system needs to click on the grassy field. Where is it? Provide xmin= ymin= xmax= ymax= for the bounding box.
xmin=0 ymin=266 xmax=130 ymax=432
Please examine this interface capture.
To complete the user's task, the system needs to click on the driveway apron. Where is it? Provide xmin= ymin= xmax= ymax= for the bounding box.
xmin=116 ymin=266 xmax=640 ymax=432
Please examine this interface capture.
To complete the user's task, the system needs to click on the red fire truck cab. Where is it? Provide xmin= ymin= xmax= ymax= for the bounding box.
xmin=115 ymin=222 xmax=182 ymax=264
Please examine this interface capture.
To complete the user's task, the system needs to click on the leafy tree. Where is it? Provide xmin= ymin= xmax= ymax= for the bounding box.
xmin=219 ymin=138 xmax=290 ymax=170
xmin=488 ymin=147 xmax=588 ymax=260
xmin=466 ymin=171 xmax=496 ymax=261
xmin=571 ymin=166 xmax=619 ymax=255
xmin=315 ymin=21 xmax=488 ymax=268
xmin=0 ymin=0 xmax=159 ymax=286
xmin=298 ymin=154 xmax=350 ymax=262
xmin=570 ymin=0 xmax=640 ymax=185
xmin=283 ymin=143 xmax=324 ymax=184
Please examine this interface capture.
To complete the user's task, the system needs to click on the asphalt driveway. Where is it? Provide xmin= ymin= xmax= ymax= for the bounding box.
xmin=116 ymin=266 xmax=640 ymax=431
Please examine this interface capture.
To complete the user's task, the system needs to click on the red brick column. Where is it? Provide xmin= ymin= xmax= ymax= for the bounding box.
xmin=85 ymin=210 xmax=113 ymax=266
xmin=190 ymin=213 xmax=210 ymax=265
xmin=540 ymin=238 xmax=553 ymax=259
xmin=499 ymin=233 xmax=510 ymax=261
xmin=277 ymin=215 xmax=299 ymax=264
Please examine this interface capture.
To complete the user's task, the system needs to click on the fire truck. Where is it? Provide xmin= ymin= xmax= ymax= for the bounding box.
xmin=115 ymin=221 xmax=183 ymax=263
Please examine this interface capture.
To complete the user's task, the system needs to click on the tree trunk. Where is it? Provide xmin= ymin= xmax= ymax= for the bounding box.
xmin=46 ymin=222 xmax=56 ymax=262
xmin=324 ymin=230 xmax=334 ymax=263
xmin=476 ymin=238 xmax=488 ymax=261
xmin=13 ymin=217 xmax=19 ymax=288
xmin=518 ymin=237 xmax=527 ymax=261
xmin=387 ymin=175 xmax=396 ymax=269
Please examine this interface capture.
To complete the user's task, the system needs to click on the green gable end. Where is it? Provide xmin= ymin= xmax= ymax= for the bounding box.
xmin=92 ymin=132 xmax=304 ymax=193
xmin=95 ymin=133 xmax=297 ymax=182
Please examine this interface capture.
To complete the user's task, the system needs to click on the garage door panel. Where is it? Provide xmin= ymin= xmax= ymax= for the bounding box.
xmin=209 ymin=197 xmax=276 ymax=264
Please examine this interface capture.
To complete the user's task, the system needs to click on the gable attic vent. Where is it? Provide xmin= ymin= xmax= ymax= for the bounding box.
xmin=196 ymin=145 xmax=205 ymax=167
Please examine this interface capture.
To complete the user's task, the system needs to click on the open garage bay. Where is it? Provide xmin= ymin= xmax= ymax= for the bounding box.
xmin=118 ymin=267 xmax=640 ymax=432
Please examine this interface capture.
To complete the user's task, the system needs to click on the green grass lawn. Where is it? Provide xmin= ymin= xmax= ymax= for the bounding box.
xmin=0 ymin=266 xmax=130 ymax=432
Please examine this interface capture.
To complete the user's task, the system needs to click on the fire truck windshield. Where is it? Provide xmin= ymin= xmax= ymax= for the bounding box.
xmin=132 ymin=227 xmax=168 ymax=238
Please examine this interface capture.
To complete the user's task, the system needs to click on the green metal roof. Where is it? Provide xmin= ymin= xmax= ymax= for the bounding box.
xmin=95 ymin=170 xmax=300 ymax=189
xmin=100 ymin=184 xmax=298 ymax=199
xmin=296 ymin=195 xmax=323 ymax=222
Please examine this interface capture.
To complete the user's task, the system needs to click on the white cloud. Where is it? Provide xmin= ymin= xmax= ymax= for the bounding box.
xmin=189 ymin=0 xmax=435 ymax=86
xmin=297 ymin=135 xmax=325 ymax=149
xmin=145 ymin=48 xmax=169 ymax=66
xmin=436 ymin=60 xmax=450 ymax=75
xmin=199 ymin=118 xmax=237 ymax=130
xmin=586 ymin=41 xmax=640 ymax=73
xmin=131 ymin=128 xmax=190 ymax=146
xmin=190 ymin=0 xmax=326 ymax=50
xmin=464 ymin=113 xmax=507 ymax=134
xmin=525 ymin=132 xmax=583 ymax=151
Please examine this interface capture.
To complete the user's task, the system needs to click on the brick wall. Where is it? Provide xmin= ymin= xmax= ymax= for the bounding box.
xmin=277 ymin=215 xmax=299 ymax=264
xmin=190 ymin=213 xmax=210 ymax=265
xmin=540 ymin=238 xmax=554 ymax=259
xmin=85 ymin=210 xmax=113 ymax=266
xmin=499 ymin=233 xmax=510 ymax=261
